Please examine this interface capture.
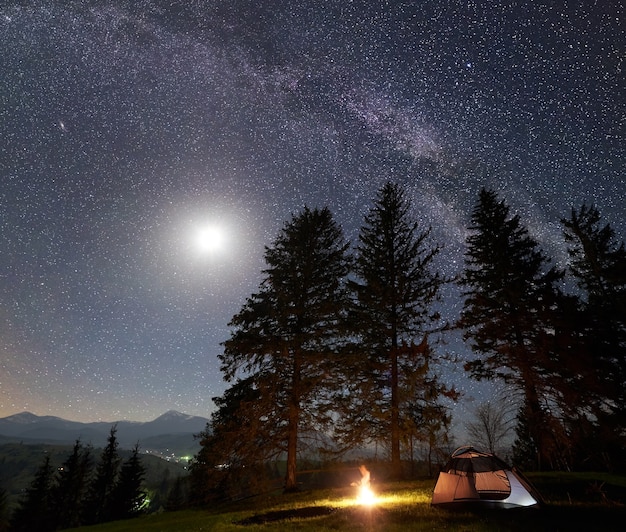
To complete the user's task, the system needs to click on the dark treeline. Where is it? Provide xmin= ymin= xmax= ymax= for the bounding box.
xmin=460 ymin=190 xmax=625 ymax=472
xmin=7 ymin=426 xmax=146 ymax=531
xmin=190 ymin=183 xmax=626 ymax=503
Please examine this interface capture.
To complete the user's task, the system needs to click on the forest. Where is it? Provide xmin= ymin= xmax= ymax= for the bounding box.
xmin=1 ymin=427 xmax=153 ymax=531
xmin=190 ymin=183 xmax=626 ymax=502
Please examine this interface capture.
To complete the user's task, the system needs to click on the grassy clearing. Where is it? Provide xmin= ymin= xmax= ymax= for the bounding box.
xmin=68 ymin=474 xmax=626 ymax=531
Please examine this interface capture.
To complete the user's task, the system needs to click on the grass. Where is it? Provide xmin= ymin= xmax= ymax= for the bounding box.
xmin=67 ymin=474 xmax=626 ymax=531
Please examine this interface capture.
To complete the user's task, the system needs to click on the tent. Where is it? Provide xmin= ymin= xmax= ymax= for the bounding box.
xmin=432 ymin=446 xmax=543 ymax=509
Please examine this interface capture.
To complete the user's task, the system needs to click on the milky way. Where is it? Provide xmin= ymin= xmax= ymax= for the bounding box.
xmin=1 ymin=1 xmax=623 ymax=423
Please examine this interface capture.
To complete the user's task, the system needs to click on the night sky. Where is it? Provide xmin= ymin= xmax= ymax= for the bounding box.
xmin=1 ymin=1 xmax=624 ymax=424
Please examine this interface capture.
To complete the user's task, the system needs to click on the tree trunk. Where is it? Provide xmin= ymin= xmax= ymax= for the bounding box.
xmin=514 ymin=329 xmax=548 ymax=470
xmin=390 ymin=345 xmax=402 ymax=479
xmin=284 ymin=404 xmax=299 ymax=491
xmin=285 ymin=349 xmax=300 ymax=492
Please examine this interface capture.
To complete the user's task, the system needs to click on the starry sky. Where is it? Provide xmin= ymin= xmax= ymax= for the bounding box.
xmin=1 ymin=1 xmax=624 ymax=424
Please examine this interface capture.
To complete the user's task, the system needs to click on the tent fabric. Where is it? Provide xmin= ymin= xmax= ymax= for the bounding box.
xmin=502 ymin=470 xmax=542 ymax=507
xmin=432 ymin=472 xmax=479 ymax=505
xmin=474 ymin=470 xmax=510 ymax=498
xmin=431 ymin=446 xmax=543 ymax=509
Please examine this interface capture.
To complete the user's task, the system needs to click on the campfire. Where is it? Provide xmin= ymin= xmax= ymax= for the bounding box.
xmin=353 ymin=464 xmax=377 ymax=506
xmin=356 ymin=484 xmax=377 ymax=506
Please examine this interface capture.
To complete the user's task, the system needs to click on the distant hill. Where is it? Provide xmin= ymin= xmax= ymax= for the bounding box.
xmin=0 ymin=410 xmax=210 ymax=457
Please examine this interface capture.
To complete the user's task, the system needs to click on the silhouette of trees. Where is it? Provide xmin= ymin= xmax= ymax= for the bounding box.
xmin=512 ymin=399 xmax=540 ymax=470
xmin=0 ymin=487 xmax=8 ymax=532
xmin=458 ymin=194 xmax=626 ymax=471
xmin=190 ymin=376 xmax=272 ymax=502
xmin=219 ymin=206 xmax=352 ymax=492
xmin=192 ymin=184 xmax=626 ymax=502
xmin=164 ymin=475 xmax=187 ymax=511
xmin=464 ymin=391 xmax=516 ymax=454
xmin=10 ymin=426 xmax=148 ymax=529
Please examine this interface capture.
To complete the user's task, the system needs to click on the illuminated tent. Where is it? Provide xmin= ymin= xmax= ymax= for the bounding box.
xmin=432 ymin=446 xmax=543 ymax=509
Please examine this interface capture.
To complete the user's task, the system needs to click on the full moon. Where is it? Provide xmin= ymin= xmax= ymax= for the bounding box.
xmin=194 ymin=225 xmax=225 ymax=254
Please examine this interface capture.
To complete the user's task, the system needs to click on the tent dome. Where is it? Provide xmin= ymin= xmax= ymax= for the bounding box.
xmin=432 ymin=446 xmax=543 ymax=509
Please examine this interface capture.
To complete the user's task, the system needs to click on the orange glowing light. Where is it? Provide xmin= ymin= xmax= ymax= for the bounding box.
xmin=356 ymin=485 xmax=377 ymax=506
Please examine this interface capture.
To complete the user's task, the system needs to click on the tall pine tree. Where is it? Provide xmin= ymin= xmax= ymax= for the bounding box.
xmin=53 ymin=440 xmax=92 ymax=529
xmin=459 ymin=188 xmax=563 ymax=469
xmin=109 ymin=444 xmax=146 ymax=521
xmin=561 ymin=204 xmax=626 ymax=469
xmin=11 ymin=455 xmax=55 ymax=532
xmin=346 ymin=182 xmax=448 ymax=479
xmin=0 ymin=487 xmax=8 ymax=532
xmin=219 ymin=206 xmax=351 ymax=492
xmin=83 ymin=425 xmax=121 ymax=524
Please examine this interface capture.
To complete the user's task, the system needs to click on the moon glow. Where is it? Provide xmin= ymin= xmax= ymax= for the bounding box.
xmin=194 ymin=225 xmax=226 ymax=255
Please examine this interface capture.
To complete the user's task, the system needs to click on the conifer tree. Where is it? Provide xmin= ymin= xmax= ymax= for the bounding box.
xmin=459 ymin=188 xmax=563 ymax=469
xmin=511 ymin=401 xmax=539 ymax=470
xmin=561 ymin=204 xmax=626 ymax=468
xmin=11 ymin=455 xmax=55 ymax=532
xmin=219 ymin=206 xmax=351 ymax=492
xmin=109 ymin=444 xmax=146 ymax=520
xmin=53 ymin=440 xmax=92 ymax=529
xmin=83 ymin=425 xmax=121 ymax=524
xmin=190 ymin=376 xmax=268 ymax=502
xmin=346 ymin=182 xmax=448 ymax=479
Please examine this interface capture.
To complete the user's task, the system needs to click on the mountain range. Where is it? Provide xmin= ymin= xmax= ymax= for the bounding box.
xmin=0 ymin=410 xmax=210 ymax=457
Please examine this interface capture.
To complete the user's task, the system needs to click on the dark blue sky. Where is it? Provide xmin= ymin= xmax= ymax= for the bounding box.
xmin=1 ymin=1 xmax=624 ymax=422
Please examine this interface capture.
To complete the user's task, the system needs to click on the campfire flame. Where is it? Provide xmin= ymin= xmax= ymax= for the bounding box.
xmin=356 ymin=485 xmax=376 ymax=506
